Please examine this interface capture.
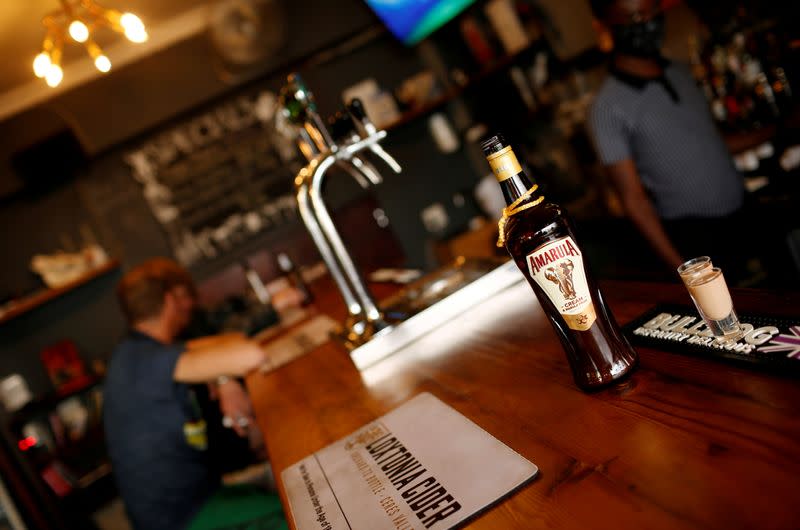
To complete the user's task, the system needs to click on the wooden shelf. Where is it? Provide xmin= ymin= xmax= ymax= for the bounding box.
xmin=0 ymin=259 xmax=120 ymax=326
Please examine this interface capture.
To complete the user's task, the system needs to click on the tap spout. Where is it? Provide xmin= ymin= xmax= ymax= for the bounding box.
xmin=295 ymin=160 xmax=364 ymax=321
xmin=308 ymin=142 xmax=390 ymax=330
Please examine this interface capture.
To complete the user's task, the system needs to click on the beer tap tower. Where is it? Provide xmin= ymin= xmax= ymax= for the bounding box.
xmin=277 ymin=73 xmax=402 ymax=348
xmin=276 ymin=74 xmax=524 ymax=368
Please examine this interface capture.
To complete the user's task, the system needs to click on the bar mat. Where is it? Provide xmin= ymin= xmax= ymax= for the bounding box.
xmin=623 ymin=303 xmax=800 ymax=375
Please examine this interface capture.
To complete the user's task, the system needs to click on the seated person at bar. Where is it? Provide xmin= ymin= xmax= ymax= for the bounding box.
xmin=587 ymin=0 xmax=751 ymax=276
xmin=104 ymin=258 xmax=296 ymax=530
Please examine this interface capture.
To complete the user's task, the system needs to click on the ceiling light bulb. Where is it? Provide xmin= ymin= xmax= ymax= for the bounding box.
xmin=120 ymin=13 xmax=147 ymax=43
xmin=94 ymin=55 xmax=111 ymax=73
xmin=33 ymin=53 xmax=51 ymax=78
xmin=68 ymin=20 xmax=90 ymax=43
xmin=124 ymin=26 xmax=148 ymax=43
xmin=120 ymin=12 xmax=143 ymax=31
xmin=45 ymin=64 xmax=63 ymax=87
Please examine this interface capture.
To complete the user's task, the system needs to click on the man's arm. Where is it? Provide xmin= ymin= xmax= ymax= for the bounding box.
xmin=173 ymin=336 xmax=265 ymax=383
xmin=605 ymin=159 xmax=684 ymax=270
xmin=185 ymin=332 xmax=247 ymax=351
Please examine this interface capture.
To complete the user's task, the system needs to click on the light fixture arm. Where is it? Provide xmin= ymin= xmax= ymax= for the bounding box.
xmin=33 ymin=0 xmax=147 ymax=86
xmin=59 ymin=0 xmax=75 ymax=16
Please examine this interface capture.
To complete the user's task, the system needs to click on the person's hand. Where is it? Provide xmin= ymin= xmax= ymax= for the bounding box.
xmin=216 ymin=379 xmax=254 ymax=437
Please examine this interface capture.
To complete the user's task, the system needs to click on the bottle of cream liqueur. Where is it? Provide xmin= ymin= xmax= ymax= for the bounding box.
xmin=482 ymin=134 xmax=638 ymax=390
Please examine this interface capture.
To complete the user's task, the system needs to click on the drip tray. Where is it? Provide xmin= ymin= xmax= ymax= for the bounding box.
xmin=349 ymin=257 xmax=525 ymax=369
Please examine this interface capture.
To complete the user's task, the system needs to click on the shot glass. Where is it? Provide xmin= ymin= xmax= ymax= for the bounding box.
xmin=677 ymin=258 xmax=743 ymax=343
xmin=677 ymin=256 xmax=711 ymax=278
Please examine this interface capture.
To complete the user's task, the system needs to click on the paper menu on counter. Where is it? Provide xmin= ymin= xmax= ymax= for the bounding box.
xmin=256 ymin=314 xmax=337 ymax=372
xmin=282 ymin=392 xmax=538 ymax=530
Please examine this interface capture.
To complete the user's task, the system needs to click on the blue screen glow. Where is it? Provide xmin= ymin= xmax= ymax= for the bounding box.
xmin=366 ymin=0 xmax=475 ymax=45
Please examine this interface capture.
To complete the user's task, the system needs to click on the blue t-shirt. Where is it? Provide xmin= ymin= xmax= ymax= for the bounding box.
xmin=103 ymin=331 xmax=219 ymax=530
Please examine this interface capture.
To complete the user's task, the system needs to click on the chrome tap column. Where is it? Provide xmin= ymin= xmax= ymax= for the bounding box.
xmin=277 ymin=74 xmax=401 ymax=346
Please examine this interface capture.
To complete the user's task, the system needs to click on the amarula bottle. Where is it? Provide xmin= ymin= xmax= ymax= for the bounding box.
xmin=481 ymin=134 xmax=638 ymax=390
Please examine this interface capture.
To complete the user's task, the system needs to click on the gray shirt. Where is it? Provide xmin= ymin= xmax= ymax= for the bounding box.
xmin=588 ymin=61 xmax=744 ymax=220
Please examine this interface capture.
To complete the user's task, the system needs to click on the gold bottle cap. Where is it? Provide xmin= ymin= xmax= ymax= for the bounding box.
xmin=486 ymin=146 xmax=522 ymax=182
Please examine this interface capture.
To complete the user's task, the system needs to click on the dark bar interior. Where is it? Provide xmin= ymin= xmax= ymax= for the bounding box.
xmin=0 ymin=1 xmax=798 ymax=528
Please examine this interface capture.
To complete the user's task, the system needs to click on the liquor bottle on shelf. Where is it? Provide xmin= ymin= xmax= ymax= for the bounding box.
xmin=481 ymin=134 xmax=638 ymax=390
xmin=241 ymin=261 xmax=279 ymax=334
xmin=753 ymin=72 xmax=780 ymax=123
xmin=277 ymin=253 xmax=313 ymax=306
xmin=771 ymin=67 xmax=793 ymax=113
xmin=693 ymin=25 xmax=795 ymax=132
xmin=242 ymin=261 xmax=272 ymax=306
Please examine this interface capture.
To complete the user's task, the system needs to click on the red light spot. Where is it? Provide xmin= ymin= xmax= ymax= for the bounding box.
xmin=18 ymin=436 xmax=37 ymax=451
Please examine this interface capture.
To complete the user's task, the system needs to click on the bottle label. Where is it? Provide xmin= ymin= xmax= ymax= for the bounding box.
xmin=526 ymin=236 xmax=596 ymax=331
xmin=486 ymin=146 xmax=522 ymax=182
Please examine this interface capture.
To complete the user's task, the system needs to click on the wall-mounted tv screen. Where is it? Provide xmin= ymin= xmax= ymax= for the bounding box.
xmin=366 ymin=0 xmax=475 ymax=45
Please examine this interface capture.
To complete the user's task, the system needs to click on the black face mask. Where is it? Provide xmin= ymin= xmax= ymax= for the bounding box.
xmin=611 ymin=14 xmax=665 ymax=59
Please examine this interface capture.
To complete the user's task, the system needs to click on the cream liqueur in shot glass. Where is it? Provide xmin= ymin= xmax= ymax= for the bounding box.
xmin=678 ymin=258 xmax=744 ymax=343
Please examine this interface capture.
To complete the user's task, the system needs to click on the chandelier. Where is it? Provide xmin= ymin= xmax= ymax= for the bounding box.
xmin=33 ymin=0 xmax=148 ymax=88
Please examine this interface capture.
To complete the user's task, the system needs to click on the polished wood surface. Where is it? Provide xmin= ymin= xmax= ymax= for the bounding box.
xmin=247 ymin=277 xmax=800 ymax=530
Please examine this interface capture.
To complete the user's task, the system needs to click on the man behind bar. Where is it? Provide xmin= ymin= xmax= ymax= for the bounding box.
xmin=103 ymin=258 xmax=291 ymax=530
xmin=587 ymin=0 xmax=754 ymax=277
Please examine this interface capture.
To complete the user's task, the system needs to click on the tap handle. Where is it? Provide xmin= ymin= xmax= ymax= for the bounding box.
xmin=346 ymin=98 xmax=378 ymax=135
xmin=346 ymin=98 xmax=367 ymax=122
xmin=279 ymin=75 xmax=316 ymax=125
xmin=281 ymin=73 xmax=337 ymax=149
xmin=286 ymin=73 xmax=317 ymax=111
xmin=327 ymin=111 xmax=357 ymax=144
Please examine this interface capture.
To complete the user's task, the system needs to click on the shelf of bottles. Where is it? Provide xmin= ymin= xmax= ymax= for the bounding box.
xmin=689 ymin=24 xmax=794 ymax=134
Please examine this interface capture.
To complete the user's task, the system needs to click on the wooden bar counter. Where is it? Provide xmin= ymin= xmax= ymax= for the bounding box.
xmin=247 ymin=277 xmax=800 ymax=530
